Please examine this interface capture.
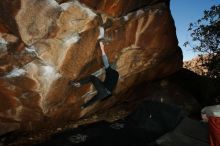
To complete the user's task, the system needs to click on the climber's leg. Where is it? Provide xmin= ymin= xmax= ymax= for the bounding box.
xmin=81 ymin=94 xmax=101 ymax=109
xmin=81 ymin=76 xmax=111 ymax=108
xmin=70 ymin=75 xmax=94 ymax=87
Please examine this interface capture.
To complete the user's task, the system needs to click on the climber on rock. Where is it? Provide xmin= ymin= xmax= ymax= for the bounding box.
xmin=70 ymin=40 xmax=119 ymax=109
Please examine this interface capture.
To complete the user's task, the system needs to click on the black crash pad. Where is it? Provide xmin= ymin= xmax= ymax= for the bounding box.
xmin=156 ymin=117 xmax=209 ymax=146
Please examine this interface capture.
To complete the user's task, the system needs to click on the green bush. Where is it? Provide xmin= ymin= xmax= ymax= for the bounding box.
xmin=184 ymin=4 xmax=220 ymax=78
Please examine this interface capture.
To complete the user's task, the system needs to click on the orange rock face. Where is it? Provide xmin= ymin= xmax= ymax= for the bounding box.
xmin=79 ymin=0 xmax=170 ymax=17
xmin=0 ymin=0 xmax=182 ymax=135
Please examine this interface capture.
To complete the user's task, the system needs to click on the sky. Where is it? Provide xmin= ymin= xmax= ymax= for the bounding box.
xmin=170 ymin=0 xmax=220 ymax=61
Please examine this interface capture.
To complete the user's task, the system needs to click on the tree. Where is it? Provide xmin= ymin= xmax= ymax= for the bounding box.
xmin=184 ymin=4 xmax=220 ymax=78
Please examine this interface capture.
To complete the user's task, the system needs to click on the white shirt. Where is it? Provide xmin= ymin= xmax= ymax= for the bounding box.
xmin=201 ymin=105 xmax=220 ymax=117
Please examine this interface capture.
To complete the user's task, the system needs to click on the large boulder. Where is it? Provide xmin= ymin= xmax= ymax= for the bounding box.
xmin=0 ymin=0 xmax=182 ymax=135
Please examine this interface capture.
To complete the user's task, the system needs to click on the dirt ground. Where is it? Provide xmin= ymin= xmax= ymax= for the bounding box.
xmin=1 ymin=102 xmax=135 ymax=146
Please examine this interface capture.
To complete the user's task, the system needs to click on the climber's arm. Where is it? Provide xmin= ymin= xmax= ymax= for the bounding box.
xmin=99 ymin=41 xmax=110 ymax=69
